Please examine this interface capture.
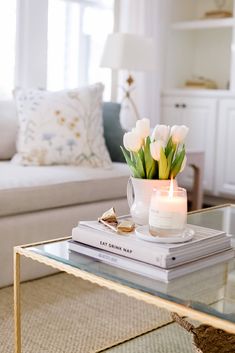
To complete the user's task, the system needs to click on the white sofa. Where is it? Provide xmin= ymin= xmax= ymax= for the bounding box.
xmin=0 ymin=101 xmax=129 ymax=287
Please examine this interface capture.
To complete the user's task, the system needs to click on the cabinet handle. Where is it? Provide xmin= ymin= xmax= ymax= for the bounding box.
xmin=174 ymin=103 xmax=186 ymax=108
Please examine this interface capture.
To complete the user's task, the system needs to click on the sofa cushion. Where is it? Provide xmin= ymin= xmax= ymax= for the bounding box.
xmin=102 ymin=102 xmax=125 ymax=163
xmin=0 ymin=162 xmax=130 ymax=217
xmin=13 ymin=84 xmax=112 ymax=168
xmin=0 ymin=100 xmax=125 ymax=162
xmin=0 ymin=101 xmax=17 ymax=159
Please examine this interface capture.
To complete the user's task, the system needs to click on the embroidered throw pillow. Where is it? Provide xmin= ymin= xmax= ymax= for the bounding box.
xmin=12 ymin=83 xmax=112 ymax=167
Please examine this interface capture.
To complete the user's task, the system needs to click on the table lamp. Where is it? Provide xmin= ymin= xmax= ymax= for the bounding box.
xmin=100 ymin=32 xmax=156 ymax=129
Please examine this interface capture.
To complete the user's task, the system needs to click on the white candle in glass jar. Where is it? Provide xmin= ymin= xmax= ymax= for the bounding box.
xmin=149 ymin=183 xmax=187 ymax=237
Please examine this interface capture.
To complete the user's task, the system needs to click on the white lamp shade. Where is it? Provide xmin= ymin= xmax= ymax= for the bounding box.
xmin=100 ymin=32 xmax=156 ymax=72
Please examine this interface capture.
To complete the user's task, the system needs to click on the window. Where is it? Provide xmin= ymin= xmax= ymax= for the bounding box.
xmin=47 ymin=0 xmax=114 ymax=100
xmin=0 ymin=0 xmax=113 ymax=101
xmin=0 ymin=0 xmax=16 ymax=99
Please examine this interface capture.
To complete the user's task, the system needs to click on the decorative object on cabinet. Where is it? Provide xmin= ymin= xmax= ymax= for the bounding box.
xmin=184 ymin=77 xmax=218 ymax=90
xmin=100 ymin=32 xmax=156 ymax=130
xmin=203 ymin=0 xmax=232 ymax=19
xmin=203 ymin=10 xmax=232 ymax=19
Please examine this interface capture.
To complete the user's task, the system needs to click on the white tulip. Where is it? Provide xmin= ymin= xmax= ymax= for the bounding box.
xmin=151 ymin=124 xmax=170 ymax=143
xmin=123 ymin=131 xmax=143 ymax=152
xmin=150 ymin=140 xmax=166 ymax=161
xmin=171 ymin=125 xmax=189 ymax=144
xmin=135 ymin=118 xmax=150 ymax=139
xmin=180 ymin=155 xmax=187 ymax=173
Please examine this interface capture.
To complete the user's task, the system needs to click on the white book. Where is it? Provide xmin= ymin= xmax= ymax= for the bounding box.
xmin=68 ymin=250 xmax=228 ymax=300
xmin=72 ymin=221 xmax=231 ymax=268
xmin=68 ymin=241 xmax=234 ymax=283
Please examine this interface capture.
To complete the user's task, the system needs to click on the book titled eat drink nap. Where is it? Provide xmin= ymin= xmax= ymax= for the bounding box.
xmin=71 ymin=220 xmax=231 ymax=268
xmin=68 ymin=241 xmax=233 ymax=283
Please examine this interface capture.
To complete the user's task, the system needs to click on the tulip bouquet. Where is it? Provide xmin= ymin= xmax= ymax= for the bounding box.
xmin=121 ymin=119 xmax=188 ymax=180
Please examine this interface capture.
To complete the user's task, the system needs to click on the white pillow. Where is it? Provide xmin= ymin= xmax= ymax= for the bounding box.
xmin=12 ymin=83 xmax=112 ymax=167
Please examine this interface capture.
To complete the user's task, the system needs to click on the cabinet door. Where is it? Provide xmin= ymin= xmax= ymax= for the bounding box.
xmin=216 ymin=99 xmax=235 ymax=197
xmin=161 ymin=96 xmax=182 ymax=125
xmin=161 ymin=96 xmax=217 ymax=193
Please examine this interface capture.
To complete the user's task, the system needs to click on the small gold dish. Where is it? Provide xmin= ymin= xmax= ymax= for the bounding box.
xmin=98 ymin=208 xmax=135 ymax=234
xmin=117 ymin=221 xmax=135 ymax=233
xmin=99 ymin=207 xmax=118 ymax=223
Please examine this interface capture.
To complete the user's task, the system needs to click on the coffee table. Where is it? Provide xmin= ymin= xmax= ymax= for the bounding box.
xmin=14 ymin=205 xmax=235 ymax=353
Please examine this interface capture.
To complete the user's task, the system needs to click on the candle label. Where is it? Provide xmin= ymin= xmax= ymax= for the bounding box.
xmin=149 ymin=209 xmax=186 ymax=229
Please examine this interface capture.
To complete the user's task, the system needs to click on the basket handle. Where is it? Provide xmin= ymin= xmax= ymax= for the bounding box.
xmin=171 ymin=313 xmax=195 ymax=333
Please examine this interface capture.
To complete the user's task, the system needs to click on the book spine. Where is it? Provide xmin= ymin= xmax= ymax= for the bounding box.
xmin=165 ymin=239 xmax=231 ymax=267
xmin=72 ymin=227 xmax=167 ymax=267
xmin=69 ymin=242 xmax=166 ymax=282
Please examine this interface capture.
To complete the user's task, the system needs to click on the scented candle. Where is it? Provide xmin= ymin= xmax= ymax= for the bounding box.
xmin=149 ymin=183 xmax=187 ymax=237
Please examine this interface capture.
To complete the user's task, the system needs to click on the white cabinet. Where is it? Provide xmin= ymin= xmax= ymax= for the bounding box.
xmin=160 ymin=1 xmax=235 ymax=200
xmin=161 ymin=95 xmax=217 ymax=193
xmin=216 ymin=99 xmax=235 ymax=197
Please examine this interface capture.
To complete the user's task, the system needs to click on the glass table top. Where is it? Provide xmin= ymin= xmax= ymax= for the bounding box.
xmin=27 ymin=205 xmax=235 ymax=324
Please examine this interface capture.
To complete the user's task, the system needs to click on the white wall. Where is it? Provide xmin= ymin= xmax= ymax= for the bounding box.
xmin=15 ymin=0 xmax=48 ymax=89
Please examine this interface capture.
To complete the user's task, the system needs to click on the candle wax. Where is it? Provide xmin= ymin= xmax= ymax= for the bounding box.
xmin=149 ymin=194 xmax=187 ymax=232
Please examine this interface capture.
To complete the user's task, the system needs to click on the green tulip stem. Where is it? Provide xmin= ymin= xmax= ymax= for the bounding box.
xmin=173 ymin=143 xmax=178 ymax=160
xmin=130 ymin=151 xmax=134 ymax=162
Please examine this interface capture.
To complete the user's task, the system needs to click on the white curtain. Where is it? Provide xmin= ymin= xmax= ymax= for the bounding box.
xmin=114 ymin=0 xmax=170 ymax=128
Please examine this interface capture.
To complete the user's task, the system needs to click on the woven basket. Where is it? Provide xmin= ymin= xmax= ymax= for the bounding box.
xmin=171 ymin=313 xmax=235 ymax=353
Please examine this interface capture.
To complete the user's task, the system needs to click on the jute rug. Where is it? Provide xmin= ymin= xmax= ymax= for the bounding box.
xmin=105 ymin=322 xmax=194 ymax=353
xmin=0 ymin=273 xmax=173 ymax=353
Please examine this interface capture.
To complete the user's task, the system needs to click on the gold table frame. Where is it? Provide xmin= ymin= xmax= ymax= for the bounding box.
xmin=14 ymin=205 xmax=235 ymax=353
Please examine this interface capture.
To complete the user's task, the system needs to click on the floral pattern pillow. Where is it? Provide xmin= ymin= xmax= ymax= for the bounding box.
xmin=13 ymin=83 xmax=112 ymax=167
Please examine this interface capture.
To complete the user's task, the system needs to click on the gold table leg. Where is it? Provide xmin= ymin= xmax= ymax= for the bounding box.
xmin=14 ymin=249 xmax=21 ymax=353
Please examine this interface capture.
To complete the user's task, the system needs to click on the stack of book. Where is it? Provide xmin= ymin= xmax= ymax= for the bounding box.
xmin=69 ymin=218 xmax=234 ymax=283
